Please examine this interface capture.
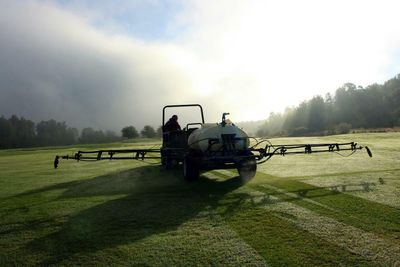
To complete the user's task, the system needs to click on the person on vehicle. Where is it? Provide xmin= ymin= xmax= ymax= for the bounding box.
xmin=163 ymin=115 xmax=181 ymax=132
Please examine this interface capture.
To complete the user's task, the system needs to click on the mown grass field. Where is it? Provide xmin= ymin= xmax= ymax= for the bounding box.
xmin=0 ymin=133 xmax=399 ymax=266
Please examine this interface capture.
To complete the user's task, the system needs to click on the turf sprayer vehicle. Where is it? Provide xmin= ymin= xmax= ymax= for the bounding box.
xmin=54 ymin=104 xmax=372 ymax=181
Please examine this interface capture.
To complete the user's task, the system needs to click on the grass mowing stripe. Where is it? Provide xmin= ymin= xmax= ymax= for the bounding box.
xmin=259 ymin=184 xmax=338 ymax=212
xmin=197 ymin=172 xmax=377 ymax=266
xmin=0 ymin=164 xmax=267 ymax=266
xmin=303 ymin=170 xmax=400 ymax=209
xmin=211 ymin=170 xmax=398 ymax=264
xmin=217 ymin=199 xmax=375 ymax=267
xmin=251 ymin=173 xmax=400 ymax=242
xmin=1 ymin=133 xmax=399 ymax=266
xmin=250 ymin=189 xmax=400 ymax=266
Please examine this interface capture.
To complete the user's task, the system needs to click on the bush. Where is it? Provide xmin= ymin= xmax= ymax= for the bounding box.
xmin=334 ymin=123 xmax=352 ymax=134
xmin=256 ymin=128 xmax=269 ymax=138
xmin=121 ymin=126 xmax=139 ymax=139
xmin=289 ymin=127 xmax=310 ymax=137
xmin=141 ymin=125 xmax=156 ymax=138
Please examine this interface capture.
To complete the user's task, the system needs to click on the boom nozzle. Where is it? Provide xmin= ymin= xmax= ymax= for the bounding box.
xmin=54 ymin=156 xmax=59 ymax=169
xmin=365 ymin=146 xmax=372 ymax=157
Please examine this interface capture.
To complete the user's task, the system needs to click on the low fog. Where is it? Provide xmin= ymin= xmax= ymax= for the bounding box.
xmin=1 ymin=0 xmax=399 ymax=131
xmin=0 ymin=1 xmax=222 ymax=130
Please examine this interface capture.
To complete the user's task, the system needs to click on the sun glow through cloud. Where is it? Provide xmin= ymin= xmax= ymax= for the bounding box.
xmin=174 ymin=0 xmax=400 ymax=121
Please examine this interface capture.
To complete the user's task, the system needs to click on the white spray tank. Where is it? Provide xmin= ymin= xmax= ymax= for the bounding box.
xmin=187 ymin=113 xmax=250 ymax=153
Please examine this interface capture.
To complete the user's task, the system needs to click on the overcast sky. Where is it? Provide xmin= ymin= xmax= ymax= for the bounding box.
xmin=1 ymin=0 xmax=399 ymax=130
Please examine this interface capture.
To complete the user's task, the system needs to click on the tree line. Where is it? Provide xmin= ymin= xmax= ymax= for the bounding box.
xmin=121 ymin=125 xmax=163 ymax=139
xmin=0 ymin=115 xmax=162 ymax=149
xmin=257 ymin=74 xmax=400 ymax=137
xmin=2 ymin=74 xmax=399 ymax=148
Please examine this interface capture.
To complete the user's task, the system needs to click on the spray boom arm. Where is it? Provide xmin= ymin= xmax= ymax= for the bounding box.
xmin=54 ymin=139 xmax=371 ymax=169
xmin=250 ymin=141 xmax=372 ymax=164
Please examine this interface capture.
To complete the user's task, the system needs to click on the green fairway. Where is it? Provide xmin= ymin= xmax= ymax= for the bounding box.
xmin=0 ymin=133 xmax=399 ymax=266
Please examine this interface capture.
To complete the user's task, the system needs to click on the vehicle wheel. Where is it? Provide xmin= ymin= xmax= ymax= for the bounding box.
xmin=162 ymin=150 xmax=174 ymax=169
xmin=161 ymin=150 xmax=168 ymax=167
xmin=165 ymin=157 xmax=173 ymax=169
xmin=183 ymin=156 xmax=199 ymax=181
xmin=237 ymin=152 xmax=257 ymax=182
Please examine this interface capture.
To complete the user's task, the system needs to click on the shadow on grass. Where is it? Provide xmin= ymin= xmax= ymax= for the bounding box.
xmin=250 ymin=175 xmax=400 ymax=241
xmin=14 ymin=165 xmax=399 ymax=265
xmin=23 ymin=165 xmax=250 ymax=265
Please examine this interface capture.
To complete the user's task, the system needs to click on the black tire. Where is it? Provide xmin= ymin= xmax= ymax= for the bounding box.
xmin=183 ymin=155 xmax=199 ymax=181
xmin=161 ymin=149 xmax=168 ymax=166
xmin=162 ymin=150 xmax=174 ymax=169
xmin=165 ymin=157 xmax=173 ymax=169
xmin=237 ymin=152 xmax=257 ymax=182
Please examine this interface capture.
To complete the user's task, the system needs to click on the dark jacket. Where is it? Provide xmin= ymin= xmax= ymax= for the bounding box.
xmin=163 ymin=119 xmax=181 ymax=132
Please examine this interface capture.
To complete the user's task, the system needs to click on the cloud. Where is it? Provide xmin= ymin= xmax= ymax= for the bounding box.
xmin=0 ymin=0 xmax=202 ymax=129
xmin=174 ymin=0 xmax=400 ymax=113
xmin=0 ymin=0 xmax=399 ymax=131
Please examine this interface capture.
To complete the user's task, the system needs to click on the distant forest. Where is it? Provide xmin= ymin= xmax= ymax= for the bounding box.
xmin=256 ymin=74 xmax=400 ymax=137
xmin=0 ymin=116 xmax=162 ymax=149
xmin=1 ymin=74 xmax=399 ymax=149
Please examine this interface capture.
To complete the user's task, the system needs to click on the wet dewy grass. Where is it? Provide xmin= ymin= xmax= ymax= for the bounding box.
xmin=1 ymin=133 xmax=400 ymax=266
xmin=250 ymin=176 xmax=400 ymax=241
xmin=219 ymin=203 xmax=375 ymax=267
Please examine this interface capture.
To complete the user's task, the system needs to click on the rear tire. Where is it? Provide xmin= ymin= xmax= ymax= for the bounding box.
xmin=183 ymin=155 xmax=199 ymax=181
xmin=237 ymin=152 xmax=257 ymax=182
